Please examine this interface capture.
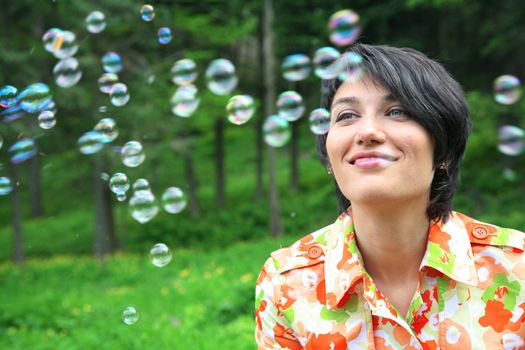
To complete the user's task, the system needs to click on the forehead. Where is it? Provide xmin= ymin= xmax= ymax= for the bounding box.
xmin=331 ymin=76 xmax=395 ymax=108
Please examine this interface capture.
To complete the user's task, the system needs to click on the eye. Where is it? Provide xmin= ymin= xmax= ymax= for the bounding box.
xmin=387 ymin=107 xmax=408 ymax=120
xmin=335 ymin=111 xmax=360 ymax=123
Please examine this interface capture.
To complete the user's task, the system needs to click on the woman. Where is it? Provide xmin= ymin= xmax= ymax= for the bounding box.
xmin=255 ymin=44 xmax=525 ymax=349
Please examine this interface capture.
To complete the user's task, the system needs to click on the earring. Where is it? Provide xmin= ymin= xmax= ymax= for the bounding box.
xmin=327 ymin=165 xmax=333 ymax=175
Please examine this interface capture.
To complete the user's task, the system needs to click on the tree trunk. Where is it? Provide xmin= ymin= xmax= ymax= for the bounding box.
xmin=215 ymin=117 xmax=225 ymax=208
xmin=28 ymin=154 xmax=43 ymax=217
xmin=263 ymin=0 xmax=283 ymax=237
xmin=183 ymin=150 xmax=200 ymax=218
xmin=10 ymin=164 xmax=24 ymax=264
xmin=255 ymin=16 xmax=265 ymax=201
xmin=93 ymin=154 xmax=117 ymax=258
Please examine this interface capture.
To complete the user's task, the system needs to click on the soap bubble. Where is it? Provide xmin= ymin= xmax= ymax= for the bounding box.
xmin=277 ymin=91 xmax=305 ymax=122
xmin=78 ymin=131 xmax=104 ymax=155
xmin=51 ymin=30 xmax=79 ymax=59
xmin=150 ymin=243 xmax=172 ymax=267
xmin=281 ymin=54 xmax=311 ymax=81
xmin=328 ymin=9 xmax=361 ymax=47
xmin=110 ymin=83 xmax=130 ymax=107
xmin=116 ymin=193 xmax=127 ymax=202
xmin=122 ymin=307 xmax=139 ymax=325
xmin=0 ymin=177 xmax=13 ymax=196
xmin=8 ymin=138 xmax=37 ymax=164
xmin=171 ymin=85 xmax=200 ymax=117
xmin=98 ymin=73 xmax=119 ymax=94
xmin=42 ymin=28 xmax=63 ymax=53
xmin=140 ymin=4 xmax=155 ymax=21
xmin=98 ymin=106 xmax=108 ymax=113
xmin=162 ymin=187 xmax=187 ymax=214
xmin=17 ymin=83 xmax=52 ymax=113
xmin=86 ymin=11 xmax=106 ymax=34
xmin=132 ymin=178 xmax=151 ymax=196
xmin=109 ymin=172 xmax=130 ymax=195
xmin=309 ymin=108 xmax=331 ymax=135
xmin=0 ymin=134 xmax=2 ymax=149
xmin=0 ymin=85 xmax=18 ymax=108
xmin=0 ymin=105 xmax=25 ymax=123
xmin=94 ymin=118 xmax=118 ymax=143
xmin=130 ymin=192 xmax=159 ymax=223
xmin=53 ymin=57 xmax=82 ymax=88
xmin=205 ymin=59 xmax=238 ymax=95
xmin=102 ymin=52 xmax=123 ymax=74
xmin=157 ymin=27 xmax=172 ymax=44
xmin=226 ymin=95 xmax=255 ymax=125
xmin=494 ymin=75 xmax=522 ymax=105
xmin=263 ymin=115 xmax=291 ymax=147
xmin=38 ymin=110 xmax=56 ymax=129
xmin=336 ymin=52 xmax=365 ymax=82
xmin=502 ymin=168 xmax=517 ymax=182
xmin=313 ymin=47 xmax=341 ymax=79
xmin=121 ymin=141 xmax=145 ymax=167
xmin=498 ymin=125 xmax=524 ymax=156
xmin=171 ymin=59 xmax=198 ymax=86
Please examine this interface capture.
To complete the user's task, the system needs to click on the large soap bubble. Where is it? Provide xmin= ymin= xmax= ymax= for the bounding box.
xmin=171 ymin=59 xmax=198 ymax=86
xmin=8 ymin=138 xmax=37 ymax=164
xmin=86 ymin=11 xmax=106 ymax=34
xmin=0 ymin=85 xmax=18 ymax=108
xmin=263 ymin=115 xmax=291 ymax=147
xmin=313 ymin=47 xmax=341 ymax=79
xmin=309 ymin=108 xmax=331 ymax=135
xmin=150 ymin=243 xmax=172 ymax=267
xmin=110 ymin=83 xmax=130 ymax=107
xmin=121 ymin=141 xmax=145 ymax=167
xmin=494 ymin=75 xmax=522 ymax=105
xmin=328 ymin=9 xmax=361 ymax=47
xmin=205 ymin=59 xmax=238 ymax=95
xmin=162 ymin=187 xmax=187 ymax=214
xmin=281 ymin=54 xmax=311 ymax=82
xmin=102 ymin=52 xmax=123 ymax=74
xmin=226 ymin=95 xmax=255 ymax=125
xmin=17 ymin=83 xmax=52 ymax=113
xmin=130 ymin=191 xmax=159 ymax=223
xmin=498 ymin=125 xmax=524 ymax=156
xmin=51 ymin=30 xmax=79 ymax=59
xmin=53 ymin=57 xmax=82 ymax=88
xmin=277 ymin=91 xmax=305 ymax=122
xmin=78 ymin=131 xmax=104 ymax=155
xmin=171 ymin=85 xmax=200 ymax=117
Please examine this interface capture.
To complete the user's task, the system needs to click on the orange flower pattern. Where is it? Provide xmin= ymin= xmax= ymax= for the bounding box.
xmin=255 ymin=211 xmax=525 ymax=349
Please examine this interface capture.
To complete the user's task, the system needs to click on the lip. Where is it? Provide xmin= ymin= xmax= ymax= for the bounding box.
xmin=348 ymin=151 xmax=397 ymax=167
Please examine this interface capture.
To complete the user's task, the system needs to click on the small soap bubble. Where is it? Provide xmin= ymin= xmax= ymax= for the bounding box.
xmin=94 ymin=118 xmax=118 ymax=143
xmin=0 ymin=105 xmax=25 ymax=123
xmin=98 ymin=105 xmax=108 ymax=113
xmin=276 ymin=91 xmax=305 ymax=122
xmin=498 ymin=125 xmax=524 ymax=156
xmin=38 ymin=110 xmax=57 ymax=129
xmin=0 ymin=85 xmax=18 ymax=108
xmin=502 ymin=168 xmax=517 ymax=182
xmin=263 ymin=115 xmax=291 ymax=147
xmin=121 ymin=141 xmax=145 ymax=167
xmin=494 ymin=75 xmax=522 ymax=105
xmin=205 ymin=59 xmax=238 ymax=95
xmin=157 ymin=27 xmax=172 ymax=44
xmin=162 ymin=187 xmax=187 ymax=214
xmin=226 ymin=95 xmax=255 ymax=125
xmin=171 ymin=85 xmax=200 ymax=117
xmin=78 ymin=131 xmax=104 ymax=155
xmin=42 ymin=28 xmax=63 ymax=53
xmin=102 ymin=52 xmax=123 ymax=74
xmin=281 ymin=54 xmax=311 ymax=82
xmin=122 ymin=307 xmax=139 ymax=325
xmin=116 ymin=193 xmax=127 ymax=202
xmin=98 ymin=73 xmax=119 ymax=94
xmin=0 ymin=177 xmax=13 ymax=196
xmin=110 ymin=83 xmax=130 ymax=107
xmin=140 ymin=4 xmax=155 ymax=21
xmin=53 ymin=57 xmax=82 ymax=88
xmin=337 ymin=52 xmax=365 ymax=82
xmin=51 ymin=30 xmax=79 ymax=59
xmin=100 ymin=172 xmax=110 ymax=181
xmin=109 ymin=172 xmax=130 ymax=195
xmin=130 ymin=192 xmax=159 ymax=223
xmin=147 ymin=75 xmax=155 ymax=84
xmin=328 ymin=9 xmax=361 ymax=47
xmin=86 ymin=11 xmax=106 ymax=34
xmin=17 ymin=83 xmax=52 ymax=113
xmin=8 ymin=138 xmax=37 ymax=164
xmin=132 ymin=178 xmax=151 ymax=196
xmin=313 ymin=47 xmax=341 ymax=79
xmin=171 ymin=59 xmax=198 ymax=86
xmin=309 ymin=108 xmax=331 ymax=135
xmin=150 ymin=243 xmax=172 ymax=267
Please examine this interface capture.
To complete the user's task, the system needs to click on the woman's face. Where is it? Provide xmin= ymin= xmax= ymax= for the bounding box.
xmin=326 ymin=76 xmax=435 ymax=208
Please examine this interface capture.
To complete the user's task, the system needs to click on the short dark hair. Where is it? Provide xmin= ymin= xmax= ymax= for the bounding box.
xmin=317 ymin=43 xmax=472 ymax=222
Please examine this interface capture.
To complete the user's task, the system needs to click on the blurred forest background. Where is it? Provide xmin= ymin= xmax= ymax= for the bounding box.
xmin=0 ymin=0 xmax=524 ymax=349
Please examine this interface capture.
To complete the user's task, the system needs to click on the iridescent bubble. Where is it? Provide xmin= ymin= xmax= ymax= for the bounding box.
xmin=132 ymin=178 xmax=151 ymax=196
xmin=150 ymin=243 xmax=172 ymax=267
xmin=171 ymin=85 xmax=200 ymax=117
xmin=17 ymin=83 xmax=52 ymax=113
xmin=130 ymin=192 xmax=159 ymax=223
xmin=276 ymin=91 xmax=305 ymax=122
xmin=94 ymin=118 xmax=118 ymax=143
xmin=38 ymin=110 xmax=56 ymax=129
xmin=140 ymin=4 xmax=155 ymax=21
xmin=51 ymin=30 xmax=79 ymax=59
xmin=226 ymin=95 xmax=255 ymax=125
xmin=78 ymin=131 xmax=104 ymax=155
xmin=122 ymin=307 xmax=139 ymax=325
xmin=313 ymin=47 xmax=341 ymax=79
xmin=121 ymin=141 xmax=145 ymax=167
xmin=0 ymin=177 xmax=13 ymax=196
xmin=98 ymin=73 xmax=119 ymax=94
xmin=53 ymin=57 xmax=82 ymax=88
xmin=42 ymin=28 xmax=63 ymax=53
xmin=281 ymin=54 xmax=311 ymax=82
xmin=8 ymin=138 xmax=37 ymax=164
xmin=157 ymin=27 xmax=172 ymax=44
xmin=110 ymin=83 xmax=130 ymax=107
xmin=116 ymin=193 xmax=127 ymax=202
xmin=337 ymin=52 xmax=365 ymax=82
xmin=263 ymin=115 xmax=291 ymax=147
xmin=109 ymin=172 xmax=130 ymax=195
xmin=162 ymin=187 xmax=187 ymax=214
xmin=309 ymin=108 xmax=331 ymax=135
xmin=205 ymin=59 xmax=238 ymax=95
xmin=328 ymin=9 xmax=361 ymax=47
xmin=0 ymin=85 xmax=17 ymax=108
xmin=171 ymin=59 xmax=198 ymax=86
xmin=498 ymin=125 xmax=524 ymax=156
xmin=102 ymin=52 xmax=123 ymax=74
xmin=494 ymin=75 xmax=522 ymax=105
xmin=0 ymin=105 xmax=25 ymax=123
xmin=86 ymin=11 xmax=106 ymax=34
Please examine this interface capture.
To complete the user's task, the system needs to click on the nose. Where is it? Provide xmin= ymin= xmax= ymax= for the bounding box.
xmin=356 ymin=116 xmax=386 ymax=145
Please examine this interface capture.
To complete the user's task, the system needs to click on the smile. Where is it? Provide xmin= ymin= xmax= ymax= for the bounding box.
xmin=349 ymin=152 xmax=397 ymax=169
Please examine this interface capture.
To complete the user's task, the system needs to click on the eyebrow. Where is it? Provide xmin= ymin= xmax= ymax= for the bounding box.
xmin=331 ymin=93 xmax=397 ymax=109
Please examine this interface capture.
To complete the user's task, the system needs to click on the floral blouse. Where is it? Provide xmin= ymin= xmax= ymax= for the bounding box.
xmin=255 ymin=211 xmax=525 ymax=349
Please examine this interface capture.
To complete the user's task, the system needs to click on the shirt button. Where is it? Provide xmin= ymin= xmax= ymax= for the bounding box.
xmin=472 ymin=226 xmax=489 ymax=239
xmin=307 ymin=246 xmax=323 ymax=259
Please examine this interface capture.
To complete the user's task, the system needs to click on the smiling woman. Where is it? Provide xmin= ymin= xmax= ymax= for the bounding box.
xmin=255 ymin=44 xmax=525 ymax=349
